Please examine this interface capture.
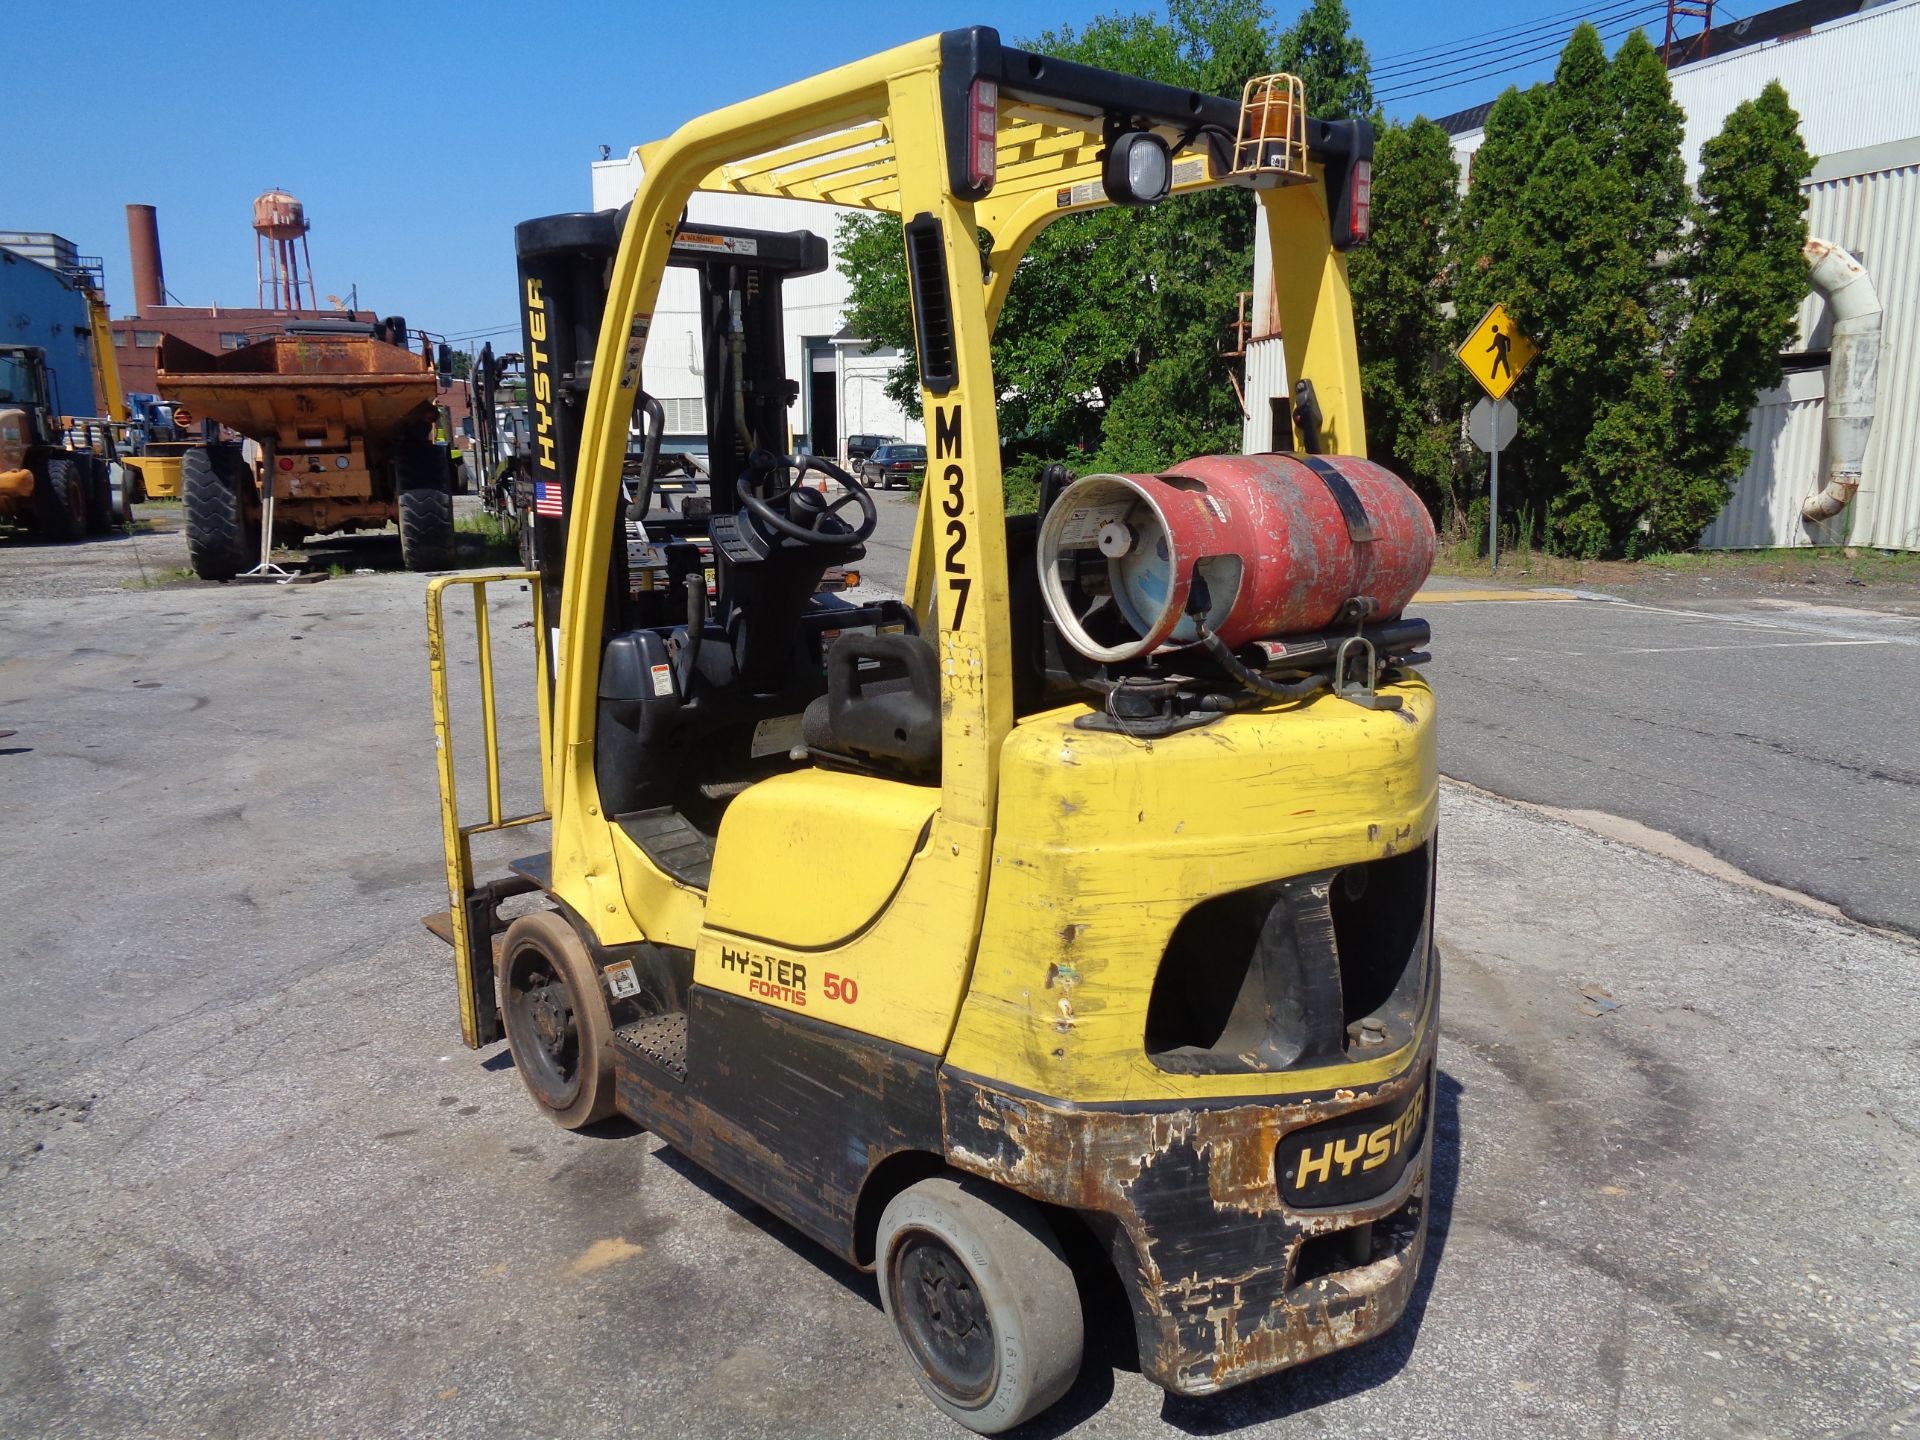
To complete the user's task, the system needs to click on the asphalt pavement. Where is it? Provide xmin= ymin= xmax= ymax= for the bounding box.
xmin=1420 ymin=584 xmax=1920 ymax=935
xmin=1 ymin=513 xmax=1916 ymax=1439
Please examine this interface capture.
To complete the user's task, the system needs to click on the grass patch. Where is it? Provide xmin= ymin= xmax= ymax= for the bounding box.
xmin=455 ymin=510 xmax=521 ymax=565
xmin=122 ymin=566 xmax=197 ymax=589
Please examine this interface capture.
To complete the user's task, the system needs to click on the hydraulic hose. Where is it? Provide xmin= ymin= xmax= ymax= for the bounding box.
xmin=1196 ymin=620 xmax=1333 ymax=702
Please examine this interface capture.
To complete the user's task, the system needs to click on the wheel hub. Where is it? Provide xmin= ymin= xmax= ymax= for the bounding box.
xmin=894 ymin=1233 xmax=996 ymax=1405
xmin=506 ymin=960 xmax=581 ymax=1106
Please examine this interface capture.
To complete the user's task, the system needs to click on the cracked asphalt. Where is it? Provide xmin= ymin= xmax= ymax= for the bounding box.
xmin=1 ymin=515 xmax=1916 ymax=1438
xmin=1421 ymin=587 xmax=1920 ymax=934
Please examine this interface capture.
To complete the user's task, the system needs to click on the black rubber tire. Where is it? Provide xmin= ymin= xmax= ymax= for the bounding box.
xmin=32 ymin=456 xmax=88 ymax=542
xmin=116 ymin=462 xmax=141 ymax=522
xmin=497 ymin=911 xmax=617 ymax=1129
xmin=182 ymin=446 xmax=251 ymax=580
xmin=396 ymin=443 xmax=456 ymax=572
xmin=877 ymin=1176 xmax=1084 ymax=1434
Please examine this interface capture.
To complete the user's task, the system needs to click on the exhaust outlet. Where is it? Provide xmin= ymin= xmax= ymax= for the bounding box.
xmin=1802 ymin=239 xmax=1881 ymax=524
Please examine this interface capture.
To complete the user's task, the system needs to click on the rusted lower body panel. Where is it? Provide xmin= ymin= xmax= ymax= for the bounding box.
xmin=939 ymin=1019 xmax=1436 ymax=1396
xmin=612 ymin=984 xmax=944 ymax=1263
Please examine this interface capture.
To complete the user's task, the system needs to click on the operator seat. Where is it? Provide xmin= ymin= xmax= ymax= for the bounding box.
xmin=802 ymin=632 xmax=940 ymax=779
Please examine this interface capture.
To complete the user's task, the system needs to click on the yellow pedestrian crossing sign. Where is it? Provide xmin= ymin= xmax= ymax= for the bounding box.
xmin=1457 ymin=303 xmax=1537 ymax=400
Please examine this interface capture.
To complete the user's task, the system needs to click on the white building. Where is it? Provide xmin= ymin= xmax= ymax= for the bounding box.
xmin=589 ymin=152 xmax=924 ymax=462
xmin=1436 ymin=0 xmax=1920 ymax=550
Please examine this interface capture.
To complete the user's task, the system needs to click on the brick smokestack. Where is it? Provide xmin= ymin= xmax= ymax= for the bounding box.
xmin=126 ymin=204 xmax=165 ymax=313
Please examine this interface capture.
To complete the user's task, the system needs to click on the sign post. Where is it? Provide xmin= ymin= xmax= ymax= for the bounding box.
xmin=1469 ymin=397 xmax=1518 ymax=571
xmin=1458 ymin=304 xmax=1537 ymax=574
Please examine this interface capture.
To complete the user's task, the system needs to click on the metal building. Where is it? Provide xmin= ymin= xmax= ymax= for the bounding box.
xmin=0 ymin=238 xmax=101 ymax=417
xmin=589 ymin=151 xmax=924 ymax=462
xmin=1433 ymin=0 xmax=1920 ymax=550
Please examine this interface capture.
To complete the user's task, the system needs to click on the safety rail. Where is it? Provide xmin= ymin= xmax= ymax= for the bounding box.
xmin=425 ymin=571 xmax=550 ymax=1047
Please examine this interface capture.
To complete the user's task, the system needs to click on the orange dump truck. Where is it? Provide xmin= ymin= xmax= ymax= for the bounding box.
xmin=157 ymin=320 xmax=456 ymax=579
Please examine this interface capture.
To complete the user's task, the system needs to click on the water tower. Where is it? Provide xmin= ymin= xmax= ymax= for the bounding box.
xmin=254 ymin=188 xmax=318 ymax=310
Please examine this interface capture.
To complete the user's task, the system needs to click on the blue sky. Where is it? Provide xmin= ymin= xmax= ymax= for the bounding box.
xmin=6 ymin=1 xmax=1668 ymax=342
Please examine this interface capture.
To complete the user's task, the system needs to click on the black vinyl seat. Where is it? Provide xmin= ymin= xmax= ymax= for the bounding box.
xmin=803 ymin=632 xmax=940 ymax=779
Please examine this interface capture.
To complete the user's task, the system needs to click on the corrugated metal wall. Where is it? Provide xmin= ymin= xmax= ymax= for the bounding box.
xmin=1668 ymin=1 xmax=1920 ymax=183
xmin=0 ymin=249 xmax=93 ymax=416
xmin=1698 ymin=371 xmax=1829 ymax=547
xmin=1705 ymin=158 xmax=1920 ymax=549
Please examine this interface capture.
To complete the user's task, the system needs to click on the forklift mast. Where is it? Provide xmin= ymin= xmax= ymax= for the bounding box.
xmin=513 ymin=213 xmax=831 ymax=648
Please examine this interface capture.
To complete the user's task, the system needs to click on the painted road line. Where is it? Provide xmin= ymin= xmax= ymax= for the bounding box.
xmin=1412 ymin=588 xmax=1578 ymax=604
xmin=1612 ymin=638 xmax=1892 ymax=656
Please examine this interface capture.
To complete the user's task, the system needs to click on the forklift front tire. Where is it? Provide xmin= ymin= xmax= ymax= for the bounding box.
xmin=877 ymin=1176 xmax=1084 ymax=1435
xmin=496 ymin=911 xmax=617 ymax=1129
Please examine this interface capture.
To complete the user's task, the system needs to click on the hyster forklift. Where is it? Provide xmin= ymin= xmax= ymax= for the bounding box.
xmin=427 ymin=30 xmax=1439 ymax=1433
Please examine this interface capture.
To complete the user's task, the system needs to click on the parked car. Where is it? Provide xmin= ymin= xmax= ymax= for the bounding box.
xmin=859 ymin=442 xmax=926 ymax=490
xmin=845 ymin=432 xmax=897 ymax=465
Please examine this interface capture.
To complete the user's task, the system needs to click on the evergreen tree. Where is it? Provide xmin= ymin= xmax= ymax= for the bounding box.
xmin=1453 ymin=84 xmax=1550 ymax=521
xmin=1275 ymin=0 xmax=1373 ymax=119
xmin=1665 ymin=83 xmax=1813 ymax=549
xmin=1348 ymin=118 xmax=1461 ymax=514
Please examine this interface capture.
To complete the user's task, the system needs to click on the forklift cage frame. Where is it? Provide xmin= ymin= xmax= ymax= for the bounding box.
xmin=531 ymin=29 xmax=1372 ymax=970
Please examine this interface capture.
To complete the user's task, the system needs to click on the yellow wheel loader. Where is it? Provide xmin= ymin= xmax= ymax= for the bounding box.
xmin=426 ymin=31 xmax=1438 ymax=1434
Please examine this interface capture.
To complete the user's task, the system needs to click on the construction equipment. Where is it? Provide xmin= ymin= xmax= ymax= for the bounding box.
xmin=120 ymin=393 xmax=209 ymax=501
xmin=0 ymin=285 xmax=132 ymax=537
xmin=427 ymin=30 xmax=1429 ymax=1434
xmin=158 ymin=319 xmax=458 ymax=579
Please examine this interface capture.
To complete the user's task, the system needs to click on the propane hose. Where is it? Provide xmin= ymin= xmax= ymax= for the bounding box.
xmin=1195 ymin=620 xmax=1332 ymax=705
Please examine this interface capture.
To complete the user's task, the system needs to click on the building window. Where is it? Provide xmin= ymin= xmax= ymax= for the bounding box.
xmin=219 ymin=332 xmax=249 ymax=350
xmin=133 ymin=331 xmax=162 ymax=348
xmin=112 ymin=331 xmax=128 ymax=347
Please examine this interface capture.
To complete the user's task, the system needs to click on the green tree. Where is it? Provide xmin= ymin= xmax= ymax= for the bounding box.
xmin=1274 ymin=0 xmax=1373 ymax=118
xmin=837 ymin=0 xmax=1283 ymax=490
xmin=1447 ymin=24 xmax=1811 ymax=556
xmin=1665 ymin=83 xmax=1813 ymax=548
xmin=1348 ymin=117 xmax=1460 ymax=514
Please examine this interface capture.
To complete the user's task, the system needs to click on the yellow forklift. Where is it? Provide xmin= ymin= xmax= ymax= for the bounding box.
xmin=427 ymin=30 xmax=1438 ymax=1433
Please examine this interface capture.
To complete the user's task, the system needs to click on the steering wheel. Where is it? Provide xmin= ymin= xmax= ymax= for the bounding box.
xmin=735 ymin=453 xmax=877 ymax=548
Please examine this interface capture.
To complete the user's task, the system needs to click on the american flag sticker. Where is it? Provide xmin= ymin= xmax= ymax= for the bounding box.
xmin=534 ymin=480 xmax=564 ymax=517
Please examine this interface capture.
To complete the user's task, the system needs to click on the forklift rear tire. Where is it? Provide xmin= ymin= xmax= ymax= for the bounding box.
xmin=876 ymin=1175 xmax=1084 ymax=1434
xmin=183 ymin=447 xmax=251 ymax=580
xmin=32 ymin=457 xmax=88 ymax=542
xmin=497 ymin=912 xmax=617 ymax=1129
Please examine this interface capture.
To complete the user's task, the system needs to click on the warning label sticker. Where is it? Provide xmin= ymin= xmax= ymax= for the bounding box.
xmin=649 ymin=663 xmax=674 ymax=698
xmin=602 ymin=959 xmax=643 ymax=1000
xmin=750 ymin=714 xmax=806 ymax=759
xmin=1054 ymin=503 xmax=1132 ymax=547
xmin=677 ymin=232 xmax=758 ymax=256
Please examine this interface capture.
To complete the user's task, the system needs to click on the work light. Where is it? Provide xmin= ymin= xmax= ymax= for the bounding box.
xmin=1103 ymin=131 xmax=1172 ymax=206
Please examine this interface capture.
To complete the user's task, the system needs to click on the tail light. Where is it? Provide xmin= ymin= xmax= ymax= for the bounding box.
xmin=1348 ymin=160 xmax=1373 ymax=244
xmin=968 ymin=78 xmax=999 ymax=189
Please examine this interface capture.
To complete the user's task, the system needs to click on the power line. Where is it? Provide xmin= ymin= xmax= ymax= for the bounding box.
xmin=1377 ymin=10 xmax=1665 ymax=103
xmin=1372 ymin=0 xmax=1659 ymax=82
xmin=1371 ymin=0 xmax=1611 ymax=63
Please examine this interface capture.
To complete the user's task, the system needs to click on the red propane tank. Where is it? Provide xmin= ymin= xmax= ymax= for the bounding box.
xmin=1037 ymin=453 xmax=1435 ymax=663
